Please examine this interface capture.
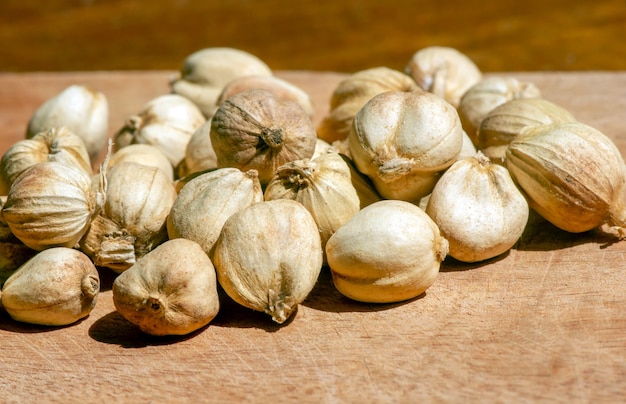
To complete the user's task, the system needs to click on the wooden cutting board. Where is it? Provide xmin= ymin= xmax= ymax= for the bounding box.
xmin=0 ymin=71 xmax=625 ymax=403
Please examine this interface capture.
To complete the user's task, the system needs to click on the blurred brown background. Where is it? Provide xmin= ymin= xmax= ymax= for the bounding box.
xmin=0 ymin=0 xmax=625 ymax=73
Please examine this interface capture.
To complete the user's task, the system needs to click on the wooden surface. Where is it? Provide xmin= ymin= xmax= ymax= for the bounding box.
xmin=0 ymin=0 xmax=625 ymax=73
xmin=1 ymin=70 xmax=626 ymax=402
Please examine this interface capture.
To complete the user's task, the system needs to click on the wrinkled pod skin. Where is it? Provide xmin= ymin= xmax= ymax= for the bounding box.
xmin=79 ymin=162 xmax=177 ymax=273
xmin=26 ymin=84 xmax=109 ymax=164
xmin=316 ymin=66 xmax=421 ymax=143
xmin=167 ymin=167 xmax=263 ymax=257
xmin=114 ymin=94 xmax=206 ymax=168
xmin=0 ymin=127 xmax=93 ymax=195
xmin=1 ymin=247 xmax=100 ymax=326
xmin=1 ymin=161 xmax=106 ymax=251
xmin=112 ymin=238 xmax=220 ymax=336
xmin=213 ymin=199 xmax=323 ymax=324
xmin=506 ymin=122 xmax=626 ymax=236
xmin=326 ymin=200 xmax=448 ymax=303
xmin=405 ymin=46 xmax=482 ymax=108
xmin=478 ymin=98 xmax=576 ymax=162
xmin=425 ymin=152 xmax=529 ymax=263
xmin=170 ymin=47 xmax=273 ymax=117
xmin=107 ymin=144 xmax=174 ymax=182
xmin=457 ymin=76 xmax=541 ymax=144
xmin=210 ymin=89 xmax=317 ymax=186
xmin=348 ymin=90 xmax=463 ymax=202
xmin=264 ymin=152 xmax=361 ymax=255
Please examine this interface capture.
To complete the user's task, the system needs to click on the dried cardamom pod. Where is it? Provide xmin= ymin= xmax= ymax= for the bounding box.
xmin=506 ymin=121 xmax=626 ymax=236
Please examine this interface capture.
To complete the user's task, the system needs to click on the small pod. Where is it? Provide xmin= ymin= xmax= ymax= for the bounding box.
xmin=506 ymin=122 xmax=626 ymax=236
xmin=316 ymin=67 xmax=420 ymax=143
xmin=210 ymin=89 xmax=317 ymax=185
xmin=405 ymin=46 xmax=482 ymax=108
xmin=26 ymin=84 xmax=109 ymax=164
xmin=1 ymin=247 xmax=100 ymax=326
xmin=425 ymin=152 xmax=529 ymax=262
xmin=264 ymin=152 xmax=361 ymax=254
xmin=217 ymin=75 xmax=315 ymax=119
xmin=114 ymin=94 xmax=206 ymax=168
xmin=349 ymin=90 xmax=463 ymax=202
xmin=80 ymin=162 xmax=177 ymax=273
xmin=107 ymin=144 xmax=174 ymax=182
xmin=170 ymin=47 xmax=273 ymax=117
xmin=178 ymin=119 xmax=218 ymax=178
xmin=167 ymin=167 xmax=263 ymax=257
xmin=112 ymin=238 xmax=220 ymax=336
xmin=0 ymin=127 xmax=93 ymax=195
xmin=457 ymin=76 xmax=541 ymax=144
xmin=213 ymin=199 xmax=323 ymax=324
xmin=2 ymin=161 xmax=105 ymax=251
xmin=326 ymin=200 xmax=448 ymax=303
xmin=478 ymin=98 xmax=575 ymax=162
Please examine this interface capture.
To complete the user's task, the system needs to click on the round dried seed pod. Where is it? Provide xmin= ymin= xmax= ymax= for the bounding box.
xmin=1 ymin=247 xmax=100 ymax=326
xmin=167 ymin=167 xmax=263 ymax=257
xmin=478 ymin=98 xmax=575 ymax=162
xmin=210 ymin=88 xmax=317 ymax=186
xmin=405 ymin=46 xmax=482 ymax=108
xmin=425 ymin=152 xmax=529 ymax=262
xmin=348 ymin=90 xmax=463 ymax=202
xmin=316 ymin=67 xmax=420 ymax=143
xmin=264 ymin=152 xmax=360 ymax=255
xmin=26 ymin=84 xmax=109 ymax=164
xmin=326 ymin=199 xmax=448 ymax=303
xmin=213 ymin=199 xmax=323 ymax=324
xmin=506 ymin=121 xmax=626 ymax=236
xmin=80 ymin=162 xmax=177 ymax=273
xmin=0 ymin=127 xmax=93 ymax=195
xmin=112 ymin=238 xmax=220 ymax=336
xmin=114 ymin=94 xmax=206 ymax=168
xmin=1 ymin=161 xmax=105 ymax=251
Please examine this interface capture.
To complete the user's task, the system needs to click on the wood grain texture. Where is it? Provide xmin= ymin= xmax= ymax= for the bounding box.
xmin=0 ymin=71 xmax=626 ymax=403
xmin=0 ymin=0 xmax=624 ymax=73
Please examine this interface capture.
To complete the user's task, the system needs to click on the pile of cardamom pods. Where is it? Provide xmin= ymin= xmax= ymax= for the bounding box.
xmin=1 ymin=46 xmax=623 ymax=336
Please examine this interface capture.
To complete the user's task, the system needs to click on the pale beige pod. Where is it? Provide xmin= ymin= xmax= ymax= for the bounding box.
xmin=0 ymin=127 xmax=93 ymax=195
xmin=26 ymin=84 xmax=109 ymax=164
xmin=348 ymin=90 xmax=464 ymax=202
xmin=213 ymin=199 xmax=323 ymax=324
xmin=107 ymin=143 xmax=174 ymax=181
xmin=178 ymin=119 xmax=218 ymax=178
xmin=317 ymin=66 xmax=420 ymax=143
xmin=217 ymin=75 xmax=315 ymax=119
xmin=506 ymin=122 xmax=626 ymax=236
xmin=311 ymin=138 xmax=335 ymax=160
xmin=1 ymin=161 xmax=106 ymax=251
xmin=478 ymin=98 xmax=576 ymax=162
xmin=112 ymin=238 xmax=220 ymax=336
xmin=114 ymin=94 xmax=206 ymax=168
xmin=0 ymin=202 xmax=37 ymax=287
xmin=80 ymin=162 xmax=177 ymax=273
xmin=264 ymin=152 xmax=361 ymax=254
xmin=210 ymin=89 xmax=317 ymax=186
xmin=170 ymin=47 xmax=273 ymax=117
xmin=167 ymin=167 xmax=263 ymax=257
xmin=458 ymin=76 xmax=541 ymax=144
xmin=425 ymin=152 xmax=529 ymax=263
xmin=405 ymin=46 xmax=482 ymax=108
xmin=1 ymin=247 xmax=99 ymax=326
xmin=326 ymin=199 xmax=448 ymax=303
